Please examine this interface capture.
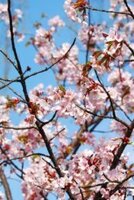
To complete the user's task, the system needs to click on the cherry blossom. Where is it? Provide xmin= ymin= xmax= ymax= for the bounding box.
xmin=0 ymin=191 xmax=4 ymax=200
xmin=0 ymin=0 xmax=134 ymax=199
xmin=0 ymin=3 xmax=8 ymax=23
xmin=48 ymin=15 xmax=65 ymax=28
xmin=64 ymin=0 xmax=88 ymax=23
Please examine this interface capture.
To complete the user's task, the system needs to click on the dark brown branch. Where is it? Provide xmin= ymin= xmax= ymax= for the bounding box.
xmin=81 ymin=182 xmax=108 ymax=189
xmin=35 ymin=111 xmax=57 ymax=128
xmin=64 ymin=107 xmax=111 ymax=159
xmin=0 ymin=166 xmax=13 ymax=200
xmin=7 ymin=0 xmax=30 ymax=103
xmin=0 ymin=77 xmax=18 ymax=83
xmin=24 ymin=38 xmax=76 ymax=81
xmin=0 ymin=49 xmax=17 ymax=70
xmin=49 ymin=128 xmax=65 ymax=142
xmin=76 ymin=104 xmax=114 ymax=119
xmin=103 ymin=173 xmax=119 ymax=184
xmin=85 ymin=0 xmax=91 ymax=64
xmin=109 ymin=173 xmax=134 ymax=197
xmin=95 ymin=70 xmax=130 ymax=129
xmin=113 ymin=101 xmax=132 ymax=122
xmin=0 ymin=125 xmax=37 ymax=130
xmin=86 ymin=6 xmax=131 ymax=17
xmin=35 ymin=121 xmax=75 ymax=200
xmin=110 ymin=120 xmax=134 ymax=170
xmin=0 ymin=80 xmax=26 ymax=103
xmin=94 ymin=120 xmax=134 ymax=200
xmin=124 ymin=59 xmax=134 ymax=62
xmin=0 ymin=79 xmax=20 ymax=90
xmin=7 ymin=2 xmax=75 ymax=198
xmin=0 ymin=146 xmax=25 ymax=179
xmin=0 ymin=153 xmax=50 ymax=165
xmin=124 ymin=41 xmax=134 ymax=56
xmin=123 ymin=0 xmax=134 ymax=19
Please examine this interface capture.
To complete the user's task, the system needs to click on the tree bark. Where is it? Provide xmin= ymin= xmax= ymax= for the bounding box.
xmin=0 ymin=166 xmax=13 ymax=200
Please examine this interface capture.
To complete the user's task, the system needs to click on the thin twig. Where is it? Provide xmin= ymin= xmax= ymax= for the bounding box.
xmin=0 ymin=153 xmax=50 ymax=165
xmin=86 ymin=6 xmax=131 ymax=17
xmin=0 ymin=49 xmax=17 ymax=70
xmin=0 ymin=125 xmax=37 ymax=130
xmin=7 ymin=0 xmax=30 ymax=103
xmin=0 ymin=166 xmax=13 ymax=200
xmin=0 ymin=80 xmax=26 ymax=103
xmin=81 ymin=182 xmax=108 ymax=189
xmin=123 ymin=0 xmax=134 ymax=19
xmin=76 ymin=104 xmax=114 ymax=119
xmin=36 ymin=111 xmax=57 ymax=128
xmin=110 ymin=120 xmax=134 ymax=170
xmin=94 ymin=70 xmax=129 ymax=129
xmin=35 ymin=121 xmax=75 ymax=200
xmin=0 ymin=146 xmax=25 ymax=179
xmin=124 ymin=41 xmax=134 ymax=56
xmin=68 ymin=107 xmax=111 ymax=158
xmin=24 ymin=38 xmax=76 ymax=81
xmin=0 ymin=79 xmax=20 ymax=90
xmin=110 ymin=173 xmax=134 ymax=196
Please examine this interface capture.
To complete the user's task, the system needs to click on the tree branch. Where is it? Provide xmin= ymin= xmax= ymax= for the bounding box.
xmin=0 ymin=166 xmax=13 ymax=200
xmin=123 ymin=0 xmax=134 ymax=19
xmin=7 ymin=0 xmax=30 ymax=103
xmin=86 ymin=6 xmax=131 ymax=17
xmin=24 ymin=38 xmax=76 ymax=81
xmin=35 ymin=121 xmax=75 ymax=200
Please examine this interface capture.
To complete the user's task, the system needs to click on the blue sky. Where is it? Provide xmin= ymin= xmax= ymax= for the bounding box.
xmin=0 ymin=0 xmax=133 ymax=199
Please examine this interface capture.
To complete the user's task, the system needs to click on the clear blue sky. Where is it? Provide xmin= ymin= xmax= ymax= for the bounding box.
xmin=1 ymin=1 xmax=133 ymax=200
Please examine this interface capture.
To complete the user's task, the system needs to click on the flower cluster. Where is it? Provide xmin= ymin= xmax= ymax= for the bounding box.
xmin=0 ymin=0 xmax=134 ymax=199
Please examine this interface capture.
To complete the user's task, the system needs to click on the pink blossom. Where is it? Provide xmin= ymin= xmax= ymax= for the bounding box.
xmin=48 ymin=15 xmax=65 ymax=27
xmin=0 ymin=3 xmax=8 ymax=23
xmin=64 ymin=0 xmax=83 ymax=23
